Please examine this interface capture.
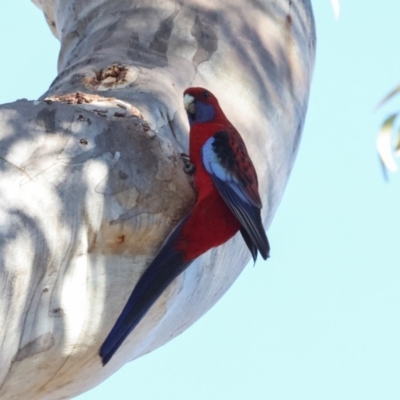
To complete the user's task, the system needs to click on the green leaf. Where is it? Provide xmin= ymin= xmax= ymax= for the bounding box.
xmin=377 ymin=113 xmax=398 ymax=172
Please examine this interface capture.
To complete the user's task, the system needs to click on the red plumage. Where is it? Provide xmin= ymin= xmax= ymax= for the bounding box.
xmin=177 ymin=88 xmax=249 ymax=260
xmin=182 ymin=87 xmax=269 ymax=261
xmin=175 ymin=187 xmax=241 ymax=261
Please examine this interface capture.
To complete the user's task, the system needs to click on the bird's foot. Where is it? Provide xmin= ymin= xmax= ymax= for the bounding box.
xmin=180 ymin=153 xmax=195 ymax=175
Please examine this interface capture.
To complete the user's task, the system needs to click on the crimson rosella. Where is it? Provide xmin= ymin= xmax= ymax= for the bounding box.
xmin=99 ymin=87 xmax=270 ymax=365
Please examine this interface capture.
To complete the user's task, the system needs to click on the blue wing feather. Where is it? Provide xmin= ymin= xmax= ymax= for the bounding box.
xmin=212 ymin=175 xmax=270 ymax=260
xmin=240 ymin=228 xmax=258 ymax=263
xmin=202 ymin=134 xmax=270 ymax=260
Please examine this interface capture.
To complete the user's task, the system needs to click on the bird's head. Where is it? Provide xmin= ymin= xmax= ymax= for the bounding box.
xmin=183 ymin=87 xmax=221 ymax=126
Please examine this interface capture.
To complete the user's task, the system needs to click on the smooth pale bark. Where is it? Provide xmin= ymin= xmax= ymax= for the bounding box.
xmin=0 ymin=1 xmax=315 ymax=398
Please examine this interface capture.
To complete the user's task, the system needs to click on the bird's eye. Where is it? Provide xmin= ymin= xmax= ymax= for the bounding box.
xmin=203 ymin=91 xmax=210 ymax=99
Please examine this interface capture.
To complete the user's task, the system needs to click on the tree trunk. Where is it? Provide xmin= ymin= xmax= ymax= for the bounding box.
xmin=0 ymin=0 xmax=315 ymax=398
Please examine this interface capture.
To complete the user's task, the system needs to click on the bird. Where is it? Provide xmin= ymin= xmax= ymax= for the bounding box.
xmin=99 ymin=87 xmax=270 ymax=366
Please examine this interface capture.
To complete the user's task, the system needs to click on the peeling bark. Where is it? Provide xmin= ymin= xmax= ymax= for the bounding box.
xmin=1 ymin=0 xmax=315 ymax=398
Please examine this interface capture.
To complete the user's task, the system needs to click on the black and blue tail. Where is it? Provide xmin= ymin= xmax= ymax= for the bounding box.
xmin=100 ymin=216 xmax=192 ymax=365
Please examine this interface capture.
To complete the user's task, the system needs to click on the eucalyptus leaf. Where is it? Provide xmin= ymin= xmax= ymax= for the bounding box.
xmin=377 ymin=113 xmax=398 ymax=172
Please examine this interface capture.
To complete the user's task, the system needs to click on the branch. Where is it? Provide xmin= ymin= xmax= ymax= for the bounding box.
xmin=0 ymin=0 xmax=316 ymax=398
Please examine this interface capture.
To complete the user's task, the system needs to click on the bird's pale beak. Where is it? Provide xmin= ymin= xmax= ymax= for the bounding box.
xmin=183 ymin=94 xmax=195 ymax=114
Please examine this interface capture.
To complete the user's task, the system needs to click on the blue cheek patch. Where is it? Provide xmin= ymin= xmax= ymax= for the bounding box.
xmin=191 ymin=102 xmax=215 ymax=125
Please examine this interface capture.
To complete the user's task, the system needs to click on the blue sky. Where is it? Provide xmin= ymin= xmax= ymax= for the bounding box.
xmin=1 ymin=2 xmax=400 ymax=399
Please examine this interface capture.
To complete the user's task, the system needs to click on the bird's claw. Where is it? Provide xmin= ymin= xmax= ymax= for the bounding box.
xmin=180 ymin=153 xmax=195 ymax=175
